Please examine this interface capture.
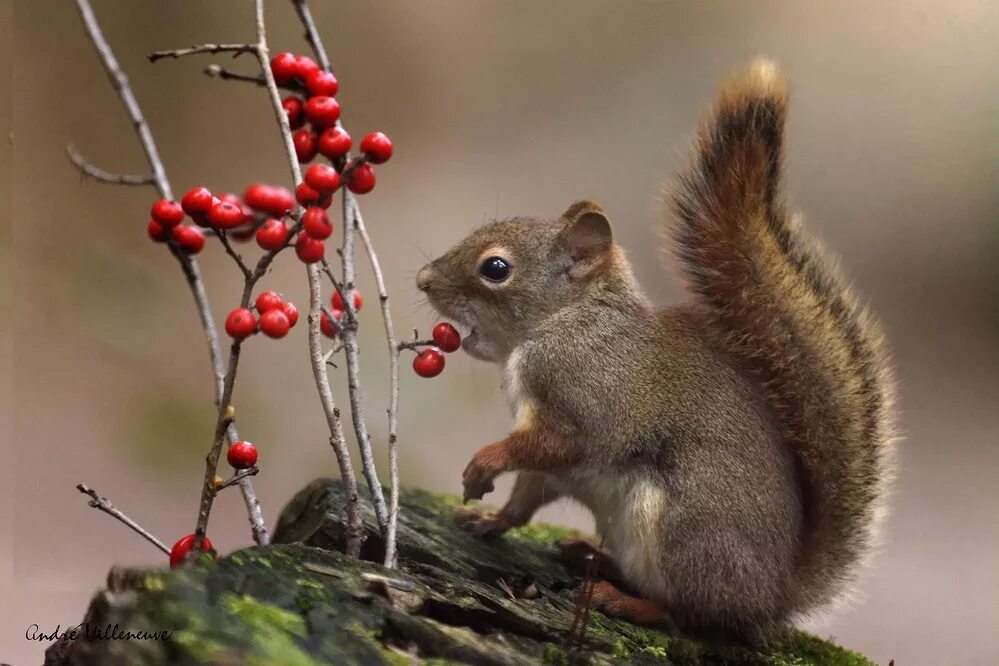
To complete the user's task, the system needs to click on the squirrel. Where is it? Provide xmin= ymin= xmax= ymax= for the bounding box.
xmin=415 ymin=60 xmax=896 ymax=641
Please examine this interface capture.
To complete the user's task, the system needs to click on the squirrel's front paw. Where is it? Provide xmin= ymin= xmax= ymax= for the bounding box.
xmin=453 ymin=505 xmax=511 ymax=537
xmin=461 ymin=443 xmax=507 ymax=502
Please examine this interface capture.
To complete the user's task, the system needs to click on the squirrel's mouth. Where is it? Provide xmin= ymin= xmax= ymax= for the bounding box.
xmin=461 ymin=326 xmax=480 ymax=349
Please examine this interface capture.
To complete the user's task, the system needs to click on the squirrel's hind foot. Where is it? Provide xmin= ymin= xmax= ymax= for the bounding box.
xmin=585 ymin=580 xmax=677 ymax=629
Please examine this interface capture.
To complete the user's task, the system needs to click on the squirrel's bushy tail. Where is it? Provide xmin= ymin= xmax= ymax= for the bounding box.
xmin=669 ymin=60 xmax=896 ymax=613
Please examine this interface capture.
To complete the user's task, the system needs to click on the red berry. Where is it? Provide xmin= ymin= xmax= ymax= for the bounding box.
xmin=218 ymin=192 xmax=241 ymax=206
xmin=256 ymin=218 xmax=289 ymax=251
xmin=255 ymin=290 xmax=284 ymax=313
xmin=225 ymin=307 xmax=257 ymax=339
xmin=151 ymin=199 xmax=184 ymax=227
xmin=242 ymin=183 xmax=270 ymax=210
xmin=243 ymin=184 xmax=293 ymax=218
xmin=304 ymin=96 xmax=340 ymax=127
xmin=302 ymin=206 xmax=333 ymax=239
xmin=147 ymin=220 xmax=167 ymax=242
xmin=181 ymin=186 xmax=214 ymax=217
xmin=320 ymin=310 xmax=343 ymax=337
xmin=281 ymin=301 xmax=299 ymax=328
xmin=304 ymin=164 xmax=341 ymax=194
xmin=270 ymin=52 xmax=298 ymax=85
xmin=293 ymin=129 xmax=319 ymax=162
xmin=208 ymin=200 xmax=246 ymax=230
xmin=305 ymin=70 xmax=339 ymax=97
xmin=360 ymin=132 xmax=393 ymax=164
xmin=295 ymin=234 xmax=325 ymax=263
xmin=259 ymin=309 xmax=291 ymax=338
xmin=172 ymin=225 xmax=205 ymax=254
xmin=169 ymin=534 xmax=214 ymax=568
xmin=318 ymin=127 xmax=352 ymax=160
xmin=227 ymin=440 xmax=258 ymax=469
xmin=432 ymin=322 xmax=462 ymax=353
xmin=296 ymin=182 xmax=321 ymax=207
xmin=294 ymin=55 xmax=320 ymax=82
xmin=413 ymin=348 xmax=446 ymax=378
xmin=345 ymin=163 xmax=376 ymax=194
xmin=268 ymin=186 xmax=296 ymax=216
xmin=281 ymin=96 xmax=305 ymax=129
xmin=331 ymin=289 xmax=362 ymax=312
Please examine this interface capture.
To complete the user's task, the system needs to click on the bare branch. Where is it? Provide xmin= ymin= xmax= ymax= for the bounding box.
xmin=213 ymin=229 xmax=253 ymax=280
xmin=251 ymin=0 xmax=366 ymax=557
xmin=73 ymin=0 xmax=269 ymax=546
xmin=77 ymin=484 xmax=170 ymax=556
xmin=66 ymin=145 xmax=154 ymax=186
xmin=291 ymin=0 xmax=401 ymax=567
xmin=397 ymin=339 xmax=436 ymax=352
xmin=291 ymin=0 xmax=332 ymax=71
xmin=148 ymin=43 xmax=256 ymax=63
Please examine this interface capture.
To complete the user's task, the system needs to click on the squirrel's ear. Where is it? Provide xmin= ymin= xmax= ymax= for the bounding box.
xmin=559 ymin=201 xmax=612 ymax=280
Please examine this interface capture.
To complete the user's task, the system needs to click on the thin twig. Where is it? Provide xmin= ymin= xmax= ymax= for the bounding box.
xmin=77 ymin=484 xmax=170 ymax=556
xmin=217 ymin=467 xmax=260 ymax=491
xmin=73 ymin=0 xmax=269 ymax=546
xmin=397 ymin=339 xmax=436 ymax=352
xmin=148 ymin=43 xmax=257 ymax=63
xmin=291 ymin=0 xmax=332 ymax=71
xmin=354 ymin=199 xmax=403 ymax=567
xmin=66 ymin=145 xmax=154 ymax=186
xmin=213 ymin=229 xmax=253 ymax=279
xmin=251 ymin=0 xmax=366 ymax=557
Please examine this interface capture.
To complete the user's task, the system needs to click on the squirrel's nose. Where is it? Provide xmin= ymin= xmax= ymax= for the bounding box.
xmin=416 ymin=264 xmax=435 ymax=292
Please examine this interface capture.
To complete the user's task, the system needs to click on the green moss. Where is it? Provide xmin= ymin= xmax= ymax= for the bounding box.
xmin=611 ymin=638 xmax=631 ymax=659
xmin=765 ymin=631 xmax=873 ymax=666
xmin=142 ymin=574 xmax=167 ymax=592
xmin=221 ymin=594 xmax=319 ymax=666
xmin=347 ymin=623 xmax=411 ymax=666
xmin=543 ymin=643 xmax=571 ymax=665
xmin=506 ymin=521 xmax=581 ymax=545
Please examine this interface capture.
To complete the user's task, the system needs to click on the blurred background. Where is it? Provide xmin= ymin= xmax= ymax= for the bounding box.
xmin=4 ymin=1 xmax=997 ymax=664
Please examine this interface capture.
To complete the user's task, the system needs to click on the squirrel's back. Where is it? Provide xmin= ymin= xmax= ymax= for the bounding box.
xmin=669 ymin=60 xmax=897 ymax=613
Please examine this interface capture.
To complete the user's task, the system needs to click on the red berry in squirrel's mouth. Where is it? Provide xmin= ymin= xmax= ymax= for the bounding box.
xmin=304 ymin=96 xmax=340 ymax=127
xmin=432 ymin=322 xmax=462 ymax=353
xmin=321 ymin=309 xmax=343 ymax=337
xmin=181 ymin=186 xmax=213 ymax=217
xmin=413 ymin=348 xmax=446 ymax=377
xmin=258 ymin=309 xmax=291 ymax=338
xmin=208 ymin=201 xmax=246 ymax=229
xmin=318 ymin=127 xmax=351 ymax=159
xmin=227 ymin=440 xmax=258 ymax=469
xmin=304 ymin=164 xmax=341 ymax=194
xmin=254 ymin=290 xmax=284 ymax=313
xmin=305 ymin=70 xmax=339 ymax=97
xmin=293 ymin=129 xmax=319 ymax=163
xmin=169 ymin=534 xmax=214 ymax=568
xmin=225 ymin=307 xmax=257 ymax=339
xmin=345 ymin=163 xmax=376 ymax=194
xmin=270 ymin=52 xmax=298 ymax=85
xmin=151 ymin=199 xmax=184 ymax=227
xmin=171 ymin=225 xmax=205 ymax=254
xmin=360 ymin=132 xmax=393 ymax=164
xmin=280 ymin=301 xmax=299 ymax=328
xmin=331 ymin=289 xmax=362 ymax=312
xmin=281 ymin=96 xmax=305 ymax=130
xmin=295 ymin=234 xmax=325 ymax=263
xmin=147 ymin=220 xmax=167 ymax=242
xmin=302 ymin=206 xmax=333 ymax=239
xmin=255 ymin=218 xmax=289 ymax=251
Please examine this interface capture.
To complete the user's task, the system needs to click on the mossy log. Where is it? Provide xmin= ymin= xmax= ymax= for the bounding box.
xmin=46 ymin=479 xmax=873 ymax=665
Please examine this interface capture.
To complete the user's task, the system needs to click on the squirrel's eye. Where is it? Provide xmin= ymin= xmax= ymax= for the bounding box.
xmin=479 ymin=256 xmax=511 ymax=282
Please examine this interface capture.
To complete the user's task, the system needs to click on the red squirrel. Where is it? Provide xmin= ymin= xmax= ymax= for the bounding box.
xmin=416 ymin=60 xmax=896 ymax=640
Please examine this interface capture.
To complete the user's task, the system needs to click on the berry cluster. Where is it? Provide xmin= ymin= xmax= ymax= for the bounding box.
xmin=225 ymin=291 xmax=299 ymax=340
xmin=272 ymin=51 xmax=392 ymax=198
xmin=410 ymin=322 xmax=462 ymax=378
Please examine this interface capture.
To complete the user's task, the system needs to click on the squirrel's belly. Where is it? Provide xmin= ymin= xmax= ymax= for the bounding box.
xmin=556 ymin=470 xmax=671 ymax=600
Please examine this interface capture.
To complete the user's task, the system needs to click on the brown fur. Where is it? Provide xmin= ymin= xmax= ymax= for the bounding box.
xmin=416 ymin=60 xmax=895 ymax=640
